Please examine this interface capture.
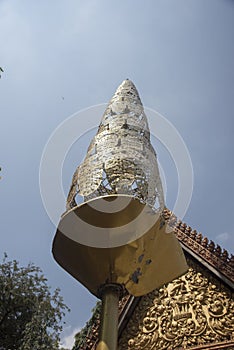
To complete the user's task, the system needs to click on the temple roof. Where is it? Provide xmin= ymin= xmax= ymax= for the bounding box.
xmin=164 ymin=209 xmax=234 ymax=288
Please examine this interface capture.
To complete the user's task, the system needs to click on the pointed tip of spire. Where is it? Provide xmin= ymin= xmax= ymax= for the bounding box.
xmin=120 ymin=78 xmax=135 ymax=86
xmin=120 ymin=78 xmax=136 ymax=88
xmin=99 ymin=79 xmax=147 ymax=129
xmin=113 ymin=79 xmax=142 ymax=105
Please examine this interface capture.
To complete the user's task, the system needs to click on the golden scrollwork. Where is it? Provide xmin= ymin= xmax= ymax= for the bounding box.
xmin=119 ymin=266 xmax=234 ymax=349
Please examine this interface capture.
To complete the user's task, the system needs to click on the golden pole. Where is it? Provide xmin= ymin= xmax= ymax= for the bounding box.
xmin=96 ymin=284 xmax=123 ymax=350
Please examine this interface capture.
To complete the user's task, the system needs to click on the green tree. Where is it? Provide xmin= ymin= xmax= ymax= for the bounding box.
xmin=0 ymin=254 xmax=69 ymax=350
xmin=72 ymin=301 xmax=101 ymax=350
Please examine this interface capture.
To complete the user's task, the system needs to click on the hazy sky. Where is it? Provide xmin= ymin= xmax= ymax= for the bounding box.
xmin=0 ymin=0 xmax=234 ymax=347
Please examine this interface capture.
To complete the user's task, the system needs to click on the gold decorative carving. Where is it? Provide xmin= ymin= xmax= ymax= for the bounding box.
xmin=119 ymin=267 xmax=234 ymax=349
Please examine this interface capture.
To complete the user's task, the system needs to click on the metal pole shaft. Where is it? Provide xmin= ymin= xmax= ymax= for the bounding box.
xmin=96 ymin=284 xmax=122 ymax=350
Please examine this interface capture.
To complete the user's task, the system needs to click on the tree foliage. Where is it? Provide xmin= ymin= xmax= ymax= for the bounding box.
xmin=0 ymin=254 xmax=69 ymax=350
xmin=72 ymin=301 xmax=101 ymax=350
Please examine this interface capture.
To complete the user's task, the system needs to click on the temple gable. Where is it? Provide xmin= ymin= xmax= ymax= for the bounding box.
xmin=119 ymin=255 xmax=234 ymax=349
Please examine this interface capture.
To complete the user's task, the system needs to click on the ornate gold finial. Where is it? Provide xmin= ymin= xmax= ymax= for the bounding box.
xmin=66 ymin=79 xmax=164 ymax=211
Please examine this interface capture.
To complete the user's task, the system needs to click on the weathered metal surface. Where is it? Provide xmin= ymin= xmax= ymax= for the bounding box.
xmin=53 ymin=200 xmax=187 ymax=297
xmin=66 ymin=79 xmax=164 ymax=211
xmin=52 ymin=80 xmax=187 ymax=298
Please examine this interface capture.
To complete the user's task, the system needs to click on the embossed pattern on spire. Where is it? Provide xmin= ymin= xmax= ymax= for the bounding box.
xmin=66 ymin=79 xmax=164 ymax=210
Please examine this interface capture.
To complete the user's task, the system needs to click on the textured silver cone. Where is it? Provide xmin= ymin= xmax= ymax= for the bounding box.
xmin=66 ymin=79 xmax=164 ymax=211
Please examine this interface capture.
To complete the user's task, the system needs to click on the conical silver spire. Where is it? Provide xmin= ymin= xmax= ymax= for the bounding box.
xmin=53 ymin=80 xmax=188 ymax=300
xmin=66 ymin=79 xmax=164 ymax=211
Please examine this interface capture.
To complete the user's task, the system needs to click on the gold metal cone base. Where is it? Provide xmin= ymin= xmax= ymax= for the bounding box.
xmin=52 ymin=195 xmax=187 ymax=297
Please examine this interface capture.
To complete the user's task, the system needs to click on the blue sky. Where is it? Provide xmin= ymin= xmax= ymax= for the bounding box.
xmin=0 ymin=0 xmax=234 ymax=347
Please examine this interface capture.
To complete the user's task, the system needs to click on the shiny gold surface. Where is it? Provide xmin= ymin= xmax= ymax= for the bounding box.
xmin=52 ymin=195 xmax=187 ymax=297
xmin=119 ymin=262 xmax=234 ymax=349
